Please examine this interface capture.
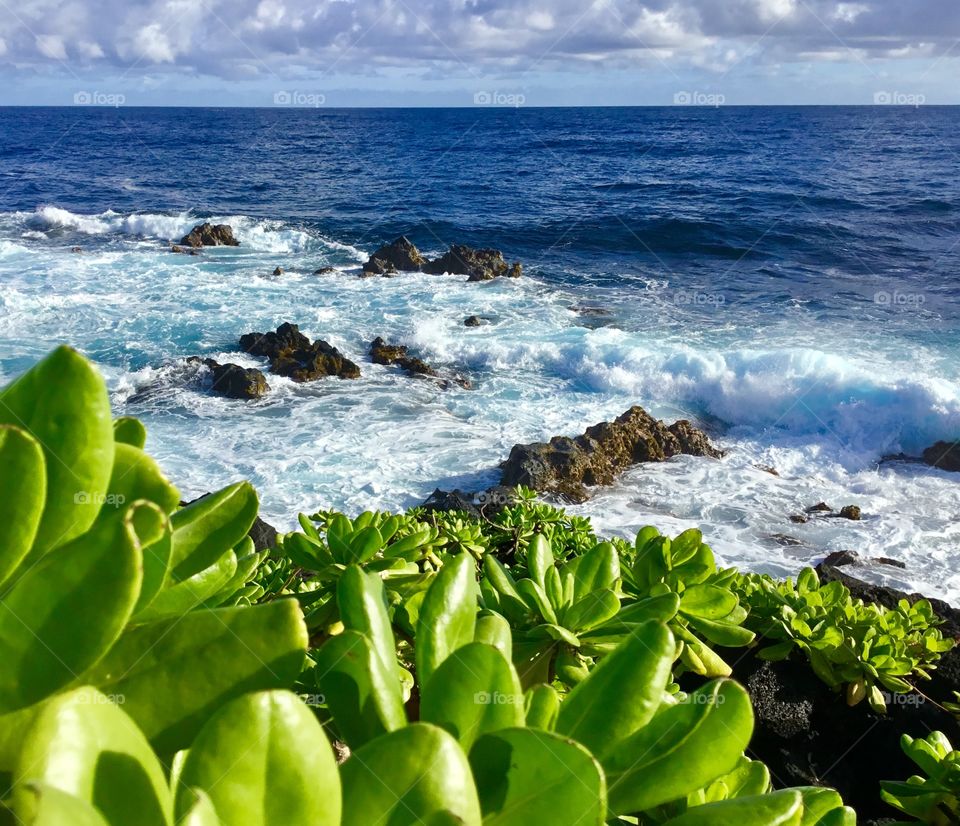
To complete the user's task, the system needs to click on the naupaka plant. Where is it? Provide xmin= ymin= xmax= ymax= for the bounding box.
xmin=0 ymin=346 xmax=307 ymax=768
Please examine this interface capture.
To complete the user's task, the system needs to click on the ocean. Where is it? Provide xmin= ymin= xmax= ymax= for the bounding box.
xmin=1 ymin=105 xmax=959 ymax=600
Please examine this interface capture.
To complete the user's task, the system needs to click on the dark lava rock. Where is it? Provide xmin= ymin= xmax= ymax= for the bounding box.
xmin=806 ymin=502 xmax=833 ymax=513
xmin=500 ymin=406 xmax=722 ymax=502
xmin=313 ymin=266 xmax=336 ymax=275
xmin=370 ymin=337 xmax=436 ymax=377
xmin=923 ymin=440 xmax=960 ymax=472
xmin=823 ymin=550 xmax=861 ymax=567
xmin=420 ymin=486 xmax=518 ymax=520
xmin=789 ymin=514 xmax=809 ymax=524
xmin=423 ymin=244 xmax=522 ymax=282
xmin=70 ymin=246 xmax=83 ymax=253
xmin=729 ymin=645 xmax=960 ymax=822
xmin=464 ymin=315 xmax=483 ymax=327
xmin=180 ymin=222 xmax=239 ymax=248
xmin=362 ymin=236 xmax=426 ymax=275
xmin=756 ymin=464 xmax=780 ymax=476
xmin=240 ymin=322 xmax=360 ymax=382
xmin=249 ymin=516 xmax=279 ymax=551
xmin=186 ymin=357 xmax=269 ymax=400
xmin=272 ymin=266 xmax=284 ymax=276
xmin=838 ymin=504 xmax=862 ymax=520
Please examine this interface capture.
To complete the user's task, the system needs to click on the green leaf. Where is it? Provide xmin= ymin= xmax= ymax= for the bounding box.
xmin=421 ymin=642 xmax=523 ymax=751
xmin=616 ymin=593 xmax=681 ymax=625
xmin=113 ymin=417 xmax=147 ymax=449
xmin=524 ymin=684 xmax=560 ymax=731
xmin=175 ymin=790 xmax=219 ymax=826
xmin=661 ymin=790 xmax=803 ymax=825
xmin=526 ymin=535 xmax=554 ymax=590
xmin=475 ymin=610 xmax=513 ymax=661
xmin=314 ymin=629 xmax=406 ymax=749
xmin=795 ymin=787 xmax=853 ymax=826
xmin=0 ymin=503 xmax=160 ymax=714
xmin=556 ymin=621 xmax=674 ymax=760
xmin=680 ymin=585 xmax=738 ymax=620
xmin=560 ymin=589 xmax=620 ymax=633
xmin=135 ymin=550 xmax=238 ymax=622
xmin=470 ymin=728 xmax=606 ymax=825
xmin=348 ymin=526 xmax=384 ymax=563
xmin=0 ymin=426 xmax=46 ymax=589
xmin=685 ymin=615 xmax=756 ymax=648
xmin=571 ymin=542 xmax=620 ymax=601
xmin=169 ymin=483 xmax=258 ymax=581
xmin=83 ymin=599 xmax=307 ymax=755
xmin=671 ymin=529 xmax=704 ymax=566
xmin=14 ymin=686 xmax=173 ymax=826
xmin=416 ymin=554 xmax=479 ymax=685
xmin=101 ymin=444 xmax=180 ymax=519
xmin=176 ymin=691 xmax=340 ymax=826
xmin=0 ymin=346 xmax=115 ymax=556
xmin=340 ymin=723 xmax=481 ymax=826
xmin=604 ymin=679 xmax=754 ymax=815
xmin=14 ymin=782 xmax=110 ymax=826
xmin=337 ymin=565 xmax=397 ymax=677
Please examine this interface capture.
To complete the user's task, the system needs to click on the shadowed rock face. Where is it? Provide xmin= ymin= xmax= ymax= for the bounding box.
xmin=499 ymin=405 xmax=722 ymax=502
xmin=362 ymin=236 xmax=426 ymax=275
xmin=186 ymin=357 xmax=268 ymax=399
xmin=179 ymin=223 xmax=239 ymax=247
xmin=369 ymin=337 xmax=436 ymax=376
xmin=361 ymin=236 xmax=522 ymax=281
xmin=422 ymin=244 xmax=522 ymax=281
xmin=240 ymin=322 xmax=360 ymax=381
xmin=923 ymin=440 xmax=960 ymax=472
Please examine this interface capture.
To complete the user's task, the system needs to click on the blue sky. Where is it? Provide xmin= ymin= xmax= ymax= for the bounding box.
xmin=1 ymin=0 xmax=957 ymax=106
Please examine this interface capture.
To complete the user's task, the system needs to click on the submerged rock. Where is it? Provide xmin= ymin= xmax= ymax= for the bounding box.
xmin=186 ymin=357 xmax=269 ymax=400
xmin=423 ymin=244 xmax=522 ymax=281
xmin=313 ymin=266 xmax=336 ymax=275
xmin=838 ymin=504 xmax=862 ymax=520
xmin=362 ymin=236 xmax=426 ymax=275
xmin=179 ymin=222 xmax=240 ymax=248
xmin=499 ymin=406 xmax=722 ymax=502
xmin=272 ymin=266 xmax=284 ymax=276
xmin=923 ymin=440 xmax=960 ymax=472
xmin=370 ymin=337 xmax=436 ymax=377
xmin=240 ymin=322 xmax=360 ymax=381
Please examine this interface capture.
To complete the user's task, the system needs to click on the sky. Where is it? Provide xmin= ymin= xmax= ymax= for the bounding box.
xmin=0 ymin=0 xmax=957 ymax=106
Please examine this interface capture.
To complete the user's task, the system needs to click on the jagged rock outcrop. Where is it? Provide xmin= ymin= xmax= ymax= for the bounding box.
xmin=423 ymin=244 xmax=522 ymax=281
xmin=369 ymin=337 xmax=436 ymax=377
xmin=240 ymin=322 xmax=360 ymax=382
xmin=362 ymin=237 xmax=426 ymax=275
xmin=186 ymin=357 xmax=268 ymax=400
xmin=179 ymin=223 xmax=239 ymax=247
xmin=500 ymin=405 xmax=722 ymax=502
xmin=923 ymin=440 xmax=960 ymax=472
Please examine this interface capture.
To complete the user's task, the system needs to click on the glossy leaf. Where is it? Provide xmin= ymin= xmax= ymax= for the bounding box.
xmin=470 ymin=728 xmax=605 ymax=825
xmin=314 ymin=629 xmax=406 ymax=749
xmin=176 ymin=691 xmax=340 ymax=826
xmin=83 ymin=599 xmax=307 ymax=755
xmin=556 ymin=621 xmax=674 ymax=760
xmin=0 ymin=503 xmax=160 ymax=714
xmin=475 ymin=610 xmax=513 ymax=660
xmin=417 ymin=553 xmax=479 ymax=685
xmin=421 ymin=642 xmax=524 ymax=750
xmin=0 ymin=346 xmax=115 ymax=556
xmin=113 ymin=417 xmax=147 ymax=449
xmin=0 ymin=426 xmax=46 ymax=588
xmin=15 ymin=783 xmax=110 ymax=826
xmin=524 ymin=684 xmax=560 ymax=730
xmin=338 ymin=565 xmax=397 ymax=677
xmin=340 ymin=723 xmax=481 ymax=826
xmin=14 ymin=686 xmax=173 ymax=826
xmin=661 ymin=790 xmax=803 ymax=825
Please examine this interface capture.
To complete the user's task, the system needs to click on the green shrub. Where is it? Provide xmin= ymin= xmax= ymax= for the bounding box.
xmin=881 ymin=731 xmax=960 ymax=823
xmin=734 ymin=567 xmax=953 ymax=712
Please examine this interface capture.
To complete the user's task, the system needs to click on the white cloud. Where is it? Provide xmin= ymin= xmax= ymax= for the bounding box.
xmin=131 ymin=23 xmax=176 ymax=63
xmin=36 ymin=34 xmax=67 ymax=60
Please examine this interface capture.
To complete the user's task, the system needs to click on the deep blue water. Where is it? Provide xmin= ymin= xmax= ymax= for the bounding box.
xmin=1 ymin=106 xmax=959 ymax=598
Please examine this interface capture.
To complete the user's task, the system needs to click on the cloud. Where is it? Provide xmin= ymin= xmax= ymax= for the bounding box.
xmin=1 ymin=0 xmax=957 ymax=80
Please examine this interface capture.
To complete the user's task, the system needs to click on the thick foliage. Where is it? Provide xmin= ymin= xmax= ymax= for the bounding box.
xmin=881 ymin=731 xmax=960 ymax=823
xmin=734 ymin=567 xmax=953 ymax=712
